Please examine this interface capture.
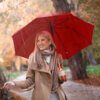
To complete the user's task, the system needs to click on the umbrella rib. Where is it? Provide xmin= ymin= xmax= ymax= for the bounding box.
xmin=49 ymin=17 xmax=68 ymax=56
xmin=20 ymin=31 xmax=27 ymax=56
xmin=55 ymin=26 xmax=91 ymax=44
xmin=53 ymin=28 xmax=68 ymax=57
xmin=32 ymin=18 xmax=50 ymax=26
xmin=54 ymin=18 xmax=71 ymax=26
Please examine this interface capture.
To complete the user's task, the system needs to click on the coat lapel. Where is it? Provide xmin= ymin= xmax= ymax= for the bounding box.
xmin=30 ymin=53 xmax=52 ymax=75
xmin=42 ymin=55 xmax=55 ymax=75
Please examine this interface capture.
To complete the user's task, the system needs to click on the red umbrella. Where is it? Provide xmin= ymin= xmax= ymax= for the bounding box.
xmin=12 ymin=11 xmax=94 ymax=59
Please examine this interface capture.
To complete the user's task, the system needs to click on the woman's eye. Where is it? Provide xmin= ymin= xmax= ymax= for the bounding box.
xmin=41 ymin=39 xmax=45 ymax=41
xmin=37 ymin=40 xmax=39 ymax=43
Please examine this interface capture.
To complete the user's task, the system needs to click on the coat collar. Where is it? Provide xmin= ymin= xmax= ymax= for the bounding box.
xmin=30 ymin=53 xmax=55 ymax=76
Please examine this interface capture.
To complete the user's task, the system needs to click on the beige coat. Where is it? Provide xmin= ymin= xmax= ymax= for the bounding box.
xmin=14 ymin=53 xmax=67 ymax=100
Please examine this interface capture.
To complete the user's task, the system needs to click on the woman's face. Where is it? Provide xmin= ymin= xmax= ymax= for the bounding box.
xmin=37 ymin=35 xmax=51 ymax=51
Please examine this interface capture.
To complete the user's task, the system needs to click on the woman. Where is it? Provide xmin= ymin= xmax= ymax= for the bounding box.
xmin=2 ymin=31 xmax=67 ymax=100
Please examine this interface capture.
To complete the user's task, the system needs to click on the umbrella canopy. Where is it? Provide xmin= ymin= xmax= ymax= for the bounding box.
xmin=12 ymin=11 xmax=94 ymax=59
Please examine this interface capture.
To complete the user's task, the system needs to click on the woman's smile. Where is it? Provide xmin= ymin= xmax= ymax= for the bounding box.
xmin=39 ymin=45 xmax=45 ymax=49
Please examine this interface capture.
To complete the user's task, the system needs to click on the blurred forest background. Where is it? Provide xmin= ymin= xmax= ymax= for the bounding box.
xmin=0 ymin=0 xmax=100 ymax=100
xmin=0 ymin=0 xmax=100 ymax=77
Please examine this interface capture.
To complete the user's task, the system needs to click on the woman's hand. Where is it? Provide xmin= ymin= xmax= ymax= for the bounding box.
xmin=58 ymin=68 xmax=67 ymax=82
xmin=1 ymin=81 xmax=15 ymax=90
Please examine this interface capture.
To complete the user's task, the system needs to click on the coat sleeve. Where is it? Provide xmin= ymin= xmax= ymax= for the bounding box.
xmin=13 ymin=54 xmax=35 ymax=89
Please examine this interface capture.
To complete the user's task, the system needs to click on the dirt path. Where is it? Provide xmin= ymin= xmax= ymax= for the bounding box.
xmin=10 ymin=71 xmax=100 ymax=100
xmin=63 ymin=81 xmax=100 ymax=100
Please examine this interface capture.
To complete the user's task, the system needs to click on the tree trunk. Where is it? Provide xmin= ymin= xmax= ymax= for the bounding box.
xmin=86 ymin=47 xmax=97 ymax=65
xmin=0 ymin=0 xmax=3 ymax=3
xmin=68 ymin=52 xmax=88 ymax=80
xmin=51 ymin=0 xmax=70 ymax=12
xmin=51 ymin=0 xmax=88 ymax=80
xmin=0 ymin=68 xmax=13 ymax=100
